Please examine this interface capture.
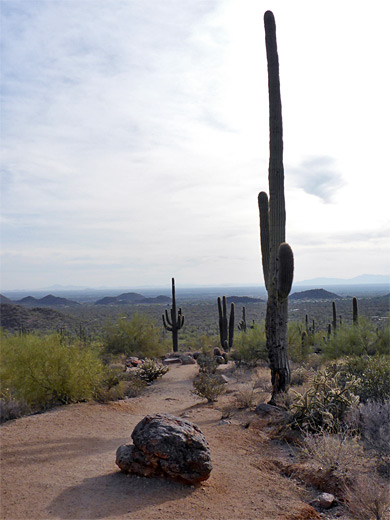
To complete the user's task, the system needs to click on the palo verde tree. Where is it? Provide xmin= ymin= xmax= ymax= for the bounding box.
xmin=162 ymin=277 xmax=184 ymax=352
xmin=258 ymin=11 xmax=294 ymax=400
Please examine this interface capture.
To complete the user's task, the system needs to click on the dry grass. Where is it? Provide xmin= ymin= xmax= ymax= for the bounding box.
xmin=344 ymin=476 xmax=390 ymax=520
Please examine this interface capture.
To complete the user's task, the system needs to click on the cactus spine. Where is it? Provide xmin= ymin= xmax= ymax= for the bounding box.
xmin=258 ymin=11 xmax=294 ymax=399
xmin=217 ymin=296 xmax=235 ymax=351
xmin=162 ymin=278 xmax=184 ymax=352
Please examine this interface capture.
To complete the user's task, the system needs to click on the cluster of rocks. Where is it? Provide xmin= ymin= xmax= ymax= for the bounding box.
xmin=162 ymin=347 xmax=228 ymax=367
xmin=116 ymin=413 xmax=212 ymax=485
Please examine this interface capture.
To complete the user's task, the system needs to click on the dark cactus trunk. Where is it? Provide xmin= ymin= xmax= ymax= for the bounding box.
xmin=259 ymin=11 xmax=293 ymax=401
xmin=162 ymin=278 xmax=184 ymax=353
xmin=217 ymin=296 xmax=235 ymax=351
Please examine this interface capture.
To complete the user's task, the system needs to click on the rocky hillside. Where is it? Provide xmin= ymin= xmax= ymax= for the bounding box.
xmin=95 ymin=292 xmax=171 ymax=305
xmin=290 ymin=288 xmax=340 ymax=300
xmin=0 ymin=304 xmax=81 ymax=334
xmin=15 ymin=294 xmax=80 ymax=306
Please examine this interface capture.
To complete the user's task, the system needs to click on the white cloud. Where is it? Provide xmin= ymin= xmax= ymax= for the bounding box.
xmin=1 ymin=0 xmax=389 ymax=290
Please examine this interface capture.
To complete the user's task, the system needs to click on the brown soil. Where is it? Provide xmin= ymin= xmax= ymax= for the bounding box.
xmin=1 ymin=365 xmax=329 ymax=520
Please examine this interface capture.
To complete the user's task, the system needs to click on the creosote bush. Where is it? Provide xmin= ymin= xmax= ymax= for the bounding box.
xmin=341 ymin=355 xmax=390 ymax=402
xmin=0 ymin=332 xmax=105 ymax=411
xmin=230 ymin=324 xmax=267 ymax=367
xmin=323 ymin=318 xmax=389 ymax=359
xmin=103 ymin=313 xmax=167 ymax=358
xmin=192 ymin=373 xmax=225 ymax=403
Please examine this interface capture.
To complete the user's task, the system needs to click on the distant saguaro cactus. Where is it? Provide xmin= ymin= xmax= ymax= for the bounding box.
xmin=217 ymin=296 xmax=235 ymax=351
xmin=162 ymin=278 xmax=184 ymax=352
xmin=238 ymin=306 xmax=247 ymax=332
xmin=332 ymin=301 xmax=337 ymax=333
xmin=258 ymin=11 xmax=294 ymax=399
xmin=352 ymin=297 xmax=359 ymax=324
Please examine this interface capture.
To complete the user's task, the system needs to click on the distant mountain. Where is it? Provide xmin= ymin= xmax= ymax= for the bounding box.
xmin=94 ymin=292 xmax=171 ymax=305
xmin=226 ymin=296 xmax=264 ymax=304
xmin=297 ymin=274 xmax=389 ymax=286
xmin=16 ymin=294 xmax=80 ymax=306
xmin=290 ymin=289 xmax=341 ymax=301
xmin=0 ymin=294 xmax=13 ymax=304
xmin=0 ymin=303 xmax=80 ymax=333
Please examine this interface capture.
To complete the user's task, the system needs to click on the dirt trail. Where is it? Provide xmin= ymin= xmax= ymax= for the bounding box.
xmin=1 ymin=364 xmax=316 ymax=520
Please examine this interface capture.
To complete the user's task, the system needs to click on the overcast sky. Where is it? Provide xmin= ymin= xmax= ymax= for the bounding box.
xmin=1 ymin=0 xmax=389 ymax=290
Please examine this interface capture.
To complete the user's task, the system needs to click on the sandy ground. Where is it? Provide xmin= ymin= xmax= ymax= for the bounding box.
xmin=1 ymin=364 xmax=320 ymax=520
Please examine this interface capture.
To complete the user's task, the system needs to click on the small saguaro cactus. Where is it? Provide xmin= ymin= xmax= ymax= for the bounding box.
xmin=217 ymin=296 xmax=235 ymax=351
xmin=162 ymin=278 xmax=184 ymax=353
xmin=332 ymin=301 xmax=337 ymax=333
xmin=352 ymin=296 xmax=359 ymax=324
xmin=238 ymin=306 xmax=247 ymax=332
xmin=258 ymin=11 xmax=294 ymax=399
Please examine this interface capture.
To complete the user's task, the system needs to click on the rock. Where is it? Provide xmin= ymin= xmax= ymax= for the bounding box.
xmin=126 ymin=357 xmax=143 ymax=367
xmin=255 ymin=403 xmax=280 ymax=416
xmin=318 ymin=492 xmax=335 ymax=509
xmin=215 ymin=355 xmax=226 ymax=365
xmin=213 ymin=347 xmax=223 ymax=357
xmin=116 ymin=413 xmax=212 ymax=485
xmin=179 ymin=354 xmax=196 ymax=365
xmin=162 ymin=357 xmax=182 ymax=365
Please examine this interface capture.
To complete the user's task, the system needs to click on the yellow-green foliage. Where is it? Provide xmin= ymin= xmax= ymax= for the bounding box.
xmin=0 ymin=332 xmax=105 ymax=409
xmin=323 ymin=318 xmax=389 ymax=359
xmin=103 ymin=313 xmax=168 ymax=358
xmin=231 ymin=324 xmax=267 ymax=367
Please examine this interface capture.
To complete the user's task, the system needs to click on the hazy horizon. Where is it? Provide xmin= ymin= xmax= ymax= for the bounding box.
xmin=1 ymin=1 xmax=389 ymax=291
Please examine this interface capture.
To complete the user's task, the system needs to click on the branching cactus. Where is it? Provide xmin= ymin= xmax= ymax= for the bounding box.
xmin=162 ymin=278 xmax=184 ymax=352
xmin=217 ymin=296 xmax=235 ymax=351
xmin=238 ymin=306 xmax=247 ymax=332
xmin=258 ymin=11 xmax=294 ymax=399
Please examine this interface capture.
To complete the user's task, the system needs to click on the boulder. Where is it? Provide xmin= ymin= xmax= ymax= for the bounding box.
xmin=162 ymin=357 xmax=182 ymax=365
xmin=116 ymin=413 xmax=212 ymax=485
xmin=179 ymin=354 xmax=196 ymax=365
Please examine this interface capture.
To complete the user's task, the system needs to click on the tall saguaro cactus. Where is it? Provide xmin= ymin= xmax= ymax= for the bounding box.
xmin=217 ymin=296 xmax=235 ymax=351
xmin=162 ymin=278 xmax=184 ymax=352
xmin=258 ymin=11 xmax=294 ymax=399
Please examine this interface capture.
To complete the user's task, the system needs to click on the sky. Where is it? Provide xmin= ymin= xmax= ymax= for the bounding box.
xmin=1 ymin=0 xmax=389 ymax=291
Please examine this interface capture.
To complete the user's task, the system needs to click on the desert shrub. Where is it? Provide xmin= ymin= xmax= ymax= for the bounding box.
xmin=192 ymin=373 xmax=225 ymax=402
xmin=136 ymin=359 xmax=168 ymax=383
xmin=290 ymin=366 xmax=313 ymax=387
xmin=341 ymin=355 xmax=390 ymax=402
xmin=344 ymin=476 xmax=390 ymax=520
xmin=235 ymin=382 xmax=256 ymax=409
xmin=196 ymin=352 xmax=218 ymax=374
xmin=103 ymin=314 xmax=167 ymax=358
xmin=0 ymin=389 xmax=31 ymax=423
xmin=287 ymin=322 xmax=311 ymax=363
xmin=290 ymin=368 xmax=360 ymax=432
xmin=300 ymin=430 xmax=364 ymax=473
xmin=359 ymin=400 xmax=390 ymax=475
xmin=231 ymin=324 xmax=267 ymax=367
xmin=0 ymin=332 xmax=105 ymax=410
xmin=322 ymin=318 xmax=387 ymax=359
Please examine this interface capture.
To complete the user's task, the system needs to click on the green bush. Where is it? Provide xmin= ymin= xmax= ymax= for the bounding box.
xmin=103 ymin=313 xmax=167 ymax=358
xmin=192 ymin=373 xmax=225 ymax=402
xmin=340 ymin=355 xmax=390 ymax=402
xmin=290 ymin=368 xmax=360 ymax=432
xmin=230 ymin=324 xmax=267 ymax=367
xmin=0 ymin=332 xmax=105 ymax=410
xmin=322 ymin=318 xmax=388 ymax=359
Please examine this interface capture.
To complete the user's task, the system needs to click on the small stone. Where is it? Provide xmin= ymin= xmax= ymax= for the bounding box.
xmin=318 ymin=492 xmax=335 ymax=509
